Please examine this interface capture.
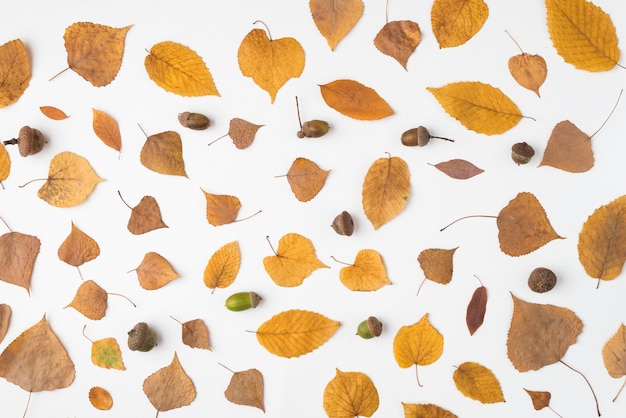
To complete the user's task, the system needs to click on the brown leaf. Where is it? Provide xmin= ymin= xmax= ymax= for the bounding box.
xmin=143 ymin=352 xmax=196 ymax=414
xmin=58 ymin=222 xmax=100 ymax=269
xmin=418 ymin=247 xmax=457 ymax=285
xmin=602 ymin=323 xmax=626 ymax=379
xmin=63 ymin=22 xmax=131 ymax=86
xmin=0 ymin=316 xmax=75 ymax=392
xmin=281 ymin=157 xmax=329 ymax=202
xmin=203 ymin=191 xmax=241 ymax=226
xmin=362 ymin=154 xmax=410 ymax=229
xmin=310 ymin=0 xmax=364 ymax=51
xmin=66 ymin=280 xmax=108 ymax=320
xmin=430 ymin=159 xmax=484 ymax=179
xmin=40 ymin=106 xmax=69 ymax=120
xmin=92 ymin=109 xmax=121 ymax=152
xmin=337 ymin=249 xmax=391 ymax=291
xmin=374 ymin=20 xmax=421 ymax=70
xmin=402 ymin=403 xmax=458 ymax=418
xmin=431 ymin=0 xmax=488 ymax=48
xmin=89 ymin=386 xmax=113 ymax=410
xmin=466 ymin=286 xmax=487 ymax=335
xmin=507 ymin=294 xmax=582 ymax=371
xmin=524 ymin=388 xmax=551 ymax=410
xmin=176 ymin=318 xmax=211 ymax=350
xmin=320 ymin=79 xmax=394 ymax=120
xmin=323 ymin=369 xmax=379 ymax=417
xmin=132 ymin=252 xmax=180 ymax=290
xmin=123 ymin=194 xmax=168 ymax=235
xmin=0 ymin=230 xmax=40 ymax=293
xmin=203 ymin=241 xmax=240 ymax=291
xmin=539 ymin=120 xmax=593 ymax=173
xmin=224 ymin=368 xmax=265 ymax=412
xmin=0 ymin=304 xmax=11 ymax=344
xmin=140 ymin=131 xmax=187 ymax=177
xmin=263 ymin=233 xmax=329 ymax=287
xmin=0 ymin=144 xmax=10 ymax=188
xmin=228 ymin=118 xmax=263 ymax=149
xmin=90 ymin=337 xmax=125 ymax=370
xmin=509 ymin=53 xmax=548 ymax=97
xmin=0 ymin=39 xmax=30 ymax=108
xmin=453 ymin=362 xmax=505 ymax=403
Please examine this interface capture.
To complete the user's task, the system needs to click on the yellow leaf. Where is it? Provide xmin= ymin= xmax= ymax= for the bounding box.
xmin=203 ymin=191 xmax=241 ymax=226
xmin=0 ymin=39 xmax=30 ymax=108
xmin=323 ymin=369 xmax=379 ymax=417
xmin=263 ymin=233 xmax=329 ymax=287
xmin=91 ymin=338 xmax=125 ymax=370
xmin=40 ymin=106 xmax=69 ymax=120
xmin=143 ymin=353 xmax=196 ymax=414
xmin=132 ymin=252 xmax=180 ymax=290
xmin=203 ymin=241 xmax=241 ymax=291
xmin=320 ymin=79 xmax=394 ymax=120
xmin=140 ymin=131 xmax=187 ymax=177
xmin=453 ymin=362 xmax=505 ymax=403
xmin=66 ymin=280 xmax=107 ymax=320
xmin=428 ymin=82 xmax=522 ymax=135
xmin=280 ymin=157 xmax=330 ymax=202
xmin=145 ymin=41 xmax=219 ymax=97
xmin=508 ymin=53 xmax=548 ymax=97
xmin=58 ymin=222 xmax=100 ymax=268
xmin=402 ymin=403 xmax=458 ymax=418
xmin=602 ymin=324 xmax=626 ymax=379
xmin=256 ymin=309 xmax=340 ymax=358
xmin=89 ymin=386 xmax=113 ymax=410
xmin=338 ymin=249 xmax=391 ymax=291
xmin=92 ymin=108 xmax=121 ymax=152
xmin=362 ymin=154 xmax=410 ymax=230
xmin=546 ymin=0 xmax=620 ymax=72
xmin=237 ymin=26 xmax=304 ymax=103
xmin=310 ymin=0 xmax=364 ymax=51
xmin=0 ymin=144 xmax=10 ymax=188
xmin=431 ymin=0 xmax=488 ymax=48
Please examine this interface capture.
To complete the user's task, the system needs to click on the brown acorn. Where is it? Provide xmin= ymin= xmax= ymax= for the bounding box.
xmin=401 ymin=126 xmax=454 ymax=147
xmin=511 ymin=142 xmax=535 ymax=165
xmin=295 ymin=96 xmax=329 ymax=138
xmin=127 ymin=322 xmax=157 ymax=351
xmin=3 ymin=126 xmax=46 ymax=156
xmin=528 ymin=267 xmax=557 ymax=293
xmin=356 ymin=316 xmax=383 ymax=339
xmin=178 ymin=112 xmax=210 ymax=130
xmin=331 ymin=211 xmax=354 ymax=236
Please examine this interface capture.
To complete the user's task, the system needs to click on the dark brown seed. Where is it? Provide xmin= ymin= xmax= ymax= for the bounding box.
xmin=511 ymin=142 xmax=535 ymax=165
xmin=127 ymin=322 xmax=157 ymax=351
xmin=299 ymin=120 xmax=330 ymax=138
xmin=178 ymin=112 xmax=210 ymax=130
xmin=528 ymin=267 xmax=557 ymax=293
xmin=331 ymin=211 xmax=354 ymax=236
xmin=3 ymin=126 xmax=46 ymax=157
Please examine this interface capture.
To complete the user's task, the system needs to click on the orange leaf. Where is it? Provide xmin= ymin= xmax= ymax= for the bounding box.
xmin=281 ymin=157 xmax=329 ymax=202
xmin=320 ymin=79 xmax=394 ymax=120
xmin=224 ymin=368 xmax=265 ymax=412
xmin=66 ymin=280 xmax=108 ymax=320
xmin=539 ymin=120 xmax=593 ymax=173
xmin=90 ymin=337 xmax=125 ymax=370
xmin=374 ymin=20 xmax=421 ymax=70
xmin=0 ymin=39 xmax=30 ymax=108
xmin=92 ymin=108 xmax=121 ymax=152
xmin=179 ymin=318 xmax=211 ymax=350
xmin=143 ymin=352 xmax=196 ymax=414
xmin=310 ymin=0 xmax=364 ymax=51
xmin=40 ymin=106 xmax=69 ymax=120
xmin=0 ymin=304 xmax=11 ymax=345
xmin=63 ymin=22 xmax=131 ymax=86
xmin=140 ymin=131 xmax=187 ymax=177
xmin=418 ymin=247 xmax=457 ymax=285
xmin=430 ymin=159 xmax=484 ymax=179
xmin=0 ymin=144 xmax=10 ymax=188
xmin=402 ymin=403 xmax=458 ymax=418
xmin=603 ymin=324 xmax=626 ymax=379
xmin=508 ymin=53 xmax=548 ymax=97
xmin=453 ymin=362 xmax=505 ymax=403
xmin=123 ymin=194 xmax=168 ymax=235
xmin=431 ymin=0 xmax=488 ymax=48
xmin=89 ymin=386 xmax=113 ymax=410
xmin=323 ymin=369 xmax=379 ymax=417
xmin=0 ymin=230 xmax=40 ymax=293
xmin=203 ymin=191 xmax=241 ymax=226
xmin=263 ymin=233 xmax=329 ymax=287
xmin=237 ymin=26 xmax=304 ymax=103
xmin=203 ymin=241 xmax=240 ymax=291
xmin=132 ymin=252 xmax=180 ymax=290
xmin=58 ymin=221 xmax=100 ymax=268
xmin=524 ymin=389 xmax=552 ymax=410
xmin=256 ymin=309 xmax=340 ymax=358
xmin=362 ymin=154 xmax=410 ymax=230
xmin=337 ymin=249 xmax=391 ymax=291
xmin=466 ymin=286 xmax=487 ymax=336
xmin=227 ymin=118 xmax=264 ymax=149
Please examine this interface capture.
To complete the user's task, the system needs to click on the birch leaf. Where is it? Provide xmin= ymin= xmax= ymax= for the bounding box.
xmin=143 ymin=353 xmax=196 ymax=414
xmin=323 ymin=369 xmax=379 ymax=417
xmin=539 ymin=120 xmax=593 ymax=173
xmin=337 ymin=249 xmax=391 ymax=291
xmin=431 ymin=0 xmax=488 ymax=48
xmin=509 ymin=53 xmax=548 ymax=97
xmin=0 ymin=39 xmax=30 ymax=108
xmin=66 ymin=280 xmax=107 ymax=320
xmin=224 ymin=368 xmax=264 ymax=412
xmin=132 ymin=252 xmax=180 ymax=290
xmin=0 ymin=230 xmax=40 ymax=293
xmin=0 ymin=304 xmax=11 ymax=345
xmin=140 ymin=131 xmax=187 ymax=177
xmin=203 ymin=192 xmax=241 ymax=226
xmin=402 ymin=403 xmax=458 ymax=418
xmin=263 ymin=233 xmax=329 ymax=287
xmin=179 ymin=318 xmax=211 ymax=350
xmin=92 ymin=108 xmax=121 ymax=152
xmin=122 ymin=194 xmax=168 ymax=235
xmin=602 ymin=324 xmax=626 ymax=401
xmin=310 ymin=0 xmax=364 ymax=51
xmin=280 ymin=157 xmax=330 ymax=202
xmin=58 ymin=222 xmax=100 ymax=268
xmin=0 ymin=145 xmax=9 ymax=188
xmin=90 ymin=337 xmax=125 ymax=370
xmin=320 ymin=79 xmax=394 ymax=120
xmin=418 ymin=248 xmax=457 ymax=285
xmin=524 ymin=389 xmax=552 ymax=411
xmin=204 ymin=241 xmax=240 ymax=291
xmin=453 ymin=362 xmax=505 ymax=404
xmin=374 ymin=20 xmax=421 ymax=70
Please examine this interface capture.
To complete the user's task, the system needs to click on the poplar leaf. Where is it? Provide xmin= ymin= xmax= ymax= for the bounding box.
xmin=546 ymin=0 xmax=620 ymax=72
xmin=402 ymin=403 xmax=458 ymax=418
xmin=418 ymin=248 xmax=457 ymax=285
xmin=539 ymin=120 xmax=593 ymax=173
xmin=256 ymin=309 xmax=340 ymax=358
xmin=281 ymin=157 xmax=330 ymax=202
xmin=0 ymin=39 xmax=30 ymax=108
xmin=310 ymin=0 xmax=364 ymax=51
xmin=466 ymin=286 xmax=487 ymax=335
xmin=0 ymin=230 xmax=40 ymax=293
xmin=203 ymin=191 xmax=241 ymax=226
xmin=224 ymin=368 xmax=265 ymax=412
xmin=509 ymin=53 xmax=548 ymax=97
xmin=140 ymin=131 xmax=187 ymax=177
xmin=92 ymin=109 xmax=121 ymax=152
xmin=0 ymin=144 xmax=10 ymax=188
xmin=179 ymin=318 xmax=211 ymax=350
xmin=453 ymin=362 xmax=505 ymax=403
xmin=374 ymin=20 xmax=421 ymax=70
xmin=58 ymin=222 xmax=100 ymax=268
xmin=430 ymin=159 xmax=484 ymax=180
xmin=204 ymin=241 xmax=241 ymax=291
xmin=40 ymin=106 xmax=69 ymax=120
xmin=143 ymin=353 xmax=196 ymax=414
xmin=323 ymin=369 xmax=379 ymax=417
xmin=602 ymin=324 xmax=626 ymax=386
xmin=427 ymin=82 xmax=522 ymax=135
xmin=225 ymin=118 xmax=264 ymax=149
xmin=320 ymin=79 xmax=394 ymax=120
xmin=132 ymin=252 xmax=180 ymax=290
xmin=124 ymin=195 xmax=168 ymax=235
xmin=263 ymin=233 xmax=329 ymax=287
xmin=89 ymin=386 xmax=113 ymax=410
xmin=66 ymin=280 xmax=108 ymax=320
xmin=90 ymin=337 xmax=125 ymax=370
xmin=338 ymin=249 xmax=391 ymax=291
xmin=524 ymin=389 xmax=552 ymax=411
xmin=145 ymin=41 xmax=219 ymax=97
xmin=0 ymin=304 xmax=11 ymax=345
xmin=431 ymin=0 xmax=488 ymax=48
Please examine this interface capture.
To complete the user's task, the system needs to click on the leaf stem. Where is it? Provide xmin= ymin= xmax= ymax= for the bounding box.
xmin=473 ymin=274 xmax=484 ymax=287
xmin=385 ymin=0 xmax=389 ymax=24
xmin=0 ymin=181 xmax=4 ymax=190
xmin=415 ymin=365 xmax=423 ymax=387
xmin=253 ymin=20 xmax=272 ymax=41
xmin=265 ymin=235 xmax=277 ymax=255
xmin=218 ymin=362 xmax=235 ymax=374
xmin=589 ymin=89 xmax=622 ymax=139
xmin=48 ymin=67 xmax=70 ymax=82
xmin=548 ymin=405 xmax=565 ymax=418
xmin=23 ymin=391 xmax=32 ymax=418
xmin=0 ymin=216 xmax=12 ymax=232
xmin=440 ymin=215 xmax=498 ymax=232
xmin=81 ymin=324 xmax=94 ymax=343
xmin=207 ymin=133 xmax=229 ymax=147
xmin=504 ymin=30 xmax=524 ymax=54
xmin=295 ymin=96 xmax=304 ymax=131
xmin=117 ymin=190 xmax=133 ymax=210
xmin=559 ymin=360 xmax=600 ymax=416
xmin=330 ymin=255 xmax=353 ymax=266
xmin=234 ymin=209 xmax=263 ymax=223
xmin=612 ymin=377 xmax=626 ymax=402
xmin=108 ymin=292 xmax=137 ymax=307
xmin=416 ymin=277 xmax=427 ymax=297
xmin=17 ymin=178 xmax=47 ymax=188
xmin=137 ymin=123 xmax=148 ymax=138
xmin=77 ymin=266 xmax=84 ymax=281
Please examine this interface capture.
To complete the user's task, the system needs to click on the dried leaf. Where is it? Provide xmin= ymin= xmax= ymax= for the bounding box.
xmin=203 ymin=191 xmax=241 ymax=226
xmin=320 ymin=79 xmax=394 ymax=120
xmin=133 ymin=252 xmax=180 ymax=290
xmin=224 ymin=368 xmax=264 ymax=412
xmin=374 ymin=20 xmax=421 ymax=70
xmin=497 ymin=192 xmax=564 ymax=256
xmin=228 ymin=118 xmax=263 ymax=149
xmin=66 ymin=280 xmax=107 ymax=320
xmin=539 ymin=120 xmax=593 ymax=173
xmin=430 ymin=159 xmax=484 ymax=179
xmin=453 ymin=362 xmax=505 ymax=403
xmin=524 ymin=389 xmax=552 ymax=410
xmin=92 ymin=108 xmax=121 ymax=152
xmin=431 ymin=0 xmax=488 ymax=48
xmin=578 ymin=195 xmax=626 ymax=282
xmin=90 ymin=337 xmax=125 ymax=370
xmin=180 ymin=318 xmax=211 ymax=350
xmin=145 ymin=41 xmax=219 ymax=96
xmin=428 ymin=82 xmax=522 ymax=135
xmin=0 ymin=231 xmax=40 ymax=293
xmin=0 ymin=316 xmax=75 ymax=392
xmin=418 ymin=248 xmax=457 ymax=285
xmin=0 ymin=39 xmax=30 ymax=108
xmin=237 ymin=27 xmax=304 ymax=103
xmin=126 ymin=195 xmax=168 ymax=235
xmin=323 ymin=369 xmax=379 ymax=417
xmin=310 ymin=0 xmax=364 ymax=51
xmin=203 ymin=241 xmax=241 ymax=291
xmin=63 ymin=22 xmax=131 ymax=86
xmin=140 ymin=131 xmax=187 ymax=177
xmin=89 ymin=386 xmax=113 ymax=410
xmin=143 ymin=352 xmax=196 ymax=414
xmin=282 ymin=157 xmax=330 ymax=202
xmin=40 ymin=106 xmax=69 ymax=120
xmin=546 ymin=0 xmax=620 ymax=72
xmin=36 ymin=152 xmax=104 ymax=207
xmin=509 ymin=53 xmax=548 ymax=97
xmin=466 ymin=286 xmax=487 ymax=335
xmin=402 ymin=403 xmax=458 ymax=418
xmin=338 ymin=249 xmax=391 ymax=291
xmin=58 ymin=222 xmax=100 ymax=268
xmin=362 ymin=154 xmax=410 ymax=230
xmin=0 ymin=145 xmax=10 ymax=188
xmin=263 ymin=233 xmax=329 ymax=287
xmin=256 ymin=309 xmax=340 ymax=358
xmin=0 ymin=304 xmax=11 ymax=344
xmin=603 ymin=324 xmax=626 ymax=381
xmin=393 ymin=313 xmax=443 ymax=385
xmin=507 ymin=294 xmax=582 ymax=371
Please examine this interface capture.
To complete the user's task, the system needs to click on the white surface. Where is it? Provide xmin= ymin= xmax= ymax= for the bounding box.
xmin=1 ymin=1 xmax=625 ymax=417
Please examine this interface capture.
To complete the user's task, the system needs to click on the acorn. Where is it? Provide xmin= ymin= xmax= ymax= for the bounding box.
xmin=356 ymin=316 xmax=383 ymax=339
xmin=295 ymin=96 xmax=329 ymax=138
xmin=528 ymin=267 xmax=557 ymax=293
xmin=511 ymin=142 xmax=535 ymax=165
xmin=127 ymin=322 xmax=157 ymax=352
xmin=178 ymin=112 xmax=210 ymax=130
xmin=401 ymin=126 xmax=454 ymax=147
xmin=331 ymin=211 xmax=354 ymax=236
xmin=3 ymin=126 xmax=46 ymax=156
xmin=225 ymin=291 xmax=262 ymax=311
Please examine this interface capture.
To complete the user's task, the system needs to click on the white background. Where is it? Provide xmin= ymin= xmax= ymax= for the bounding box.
xmin=1 ymin=0 xmax=626 ymax=417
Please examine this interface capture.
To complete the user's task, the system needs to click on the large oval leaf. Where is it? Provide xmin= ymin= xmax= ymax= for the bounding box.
xmin=362 ymin=155 xmax=410 ymax=229
xmin=453 ymin=362 xmax=505 ymax=404
xmin=431 ymin=0 xmax=488 ymax=48
xmin=0 ymin=39 xmax=30 ymax=108
xmin=320 ymin=79 xmax=394 ymax=120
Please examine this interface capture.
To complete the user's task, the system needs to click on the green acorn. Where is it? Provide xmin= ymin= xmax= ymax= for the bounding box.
xmin=225 ymin=291 xmax=262 ymax=311
xmin=356 ymin=316 xmax=383 ymax=339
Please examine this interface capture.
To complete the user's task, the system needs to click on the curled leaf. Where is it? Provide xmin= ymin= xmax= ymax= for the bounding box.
xmin=431 ymin=0 xmax=488 ymax=48
xmin=263 ymin=233 xmax=329 ymax=287
xmin=337 ymin=249 xmax=391 ymax=291
xmin=282 ymin=157 xmax=329 ymax=202
xmin=374 ymin=20 xmax=421 ymax=70
xmin=89 ymin=386 xmax=113 ymax=410
xmin=323 ymin=369 xmax=379 ymax=417
xmin=140 ymin=131 xmax=187 ymax=177
xmin=132 ymin=252 xmax=180 ymax=290
xmin=430 ymin=159 xmax=484 ymax=179
xmin=0 ymin=39 xmax=30 ymax=108
xmin=224 ymin=368 xmax=264 ymax=411
xmin=453 ymin=362 xmax=505 ymax=403
xmin=40 ymin=106 xmax=69 ymax=120
xmin=143 ymin=352 xmax=196 ymax=414
xmin=539 ymin=120 xmax=593 ymax=173
xmin=66 ymin=280 xmax=108 ymax=320
xmin=310 ymin=0 xmax=364 ymax=50
xmin=204 ymin=241 xmax=241 ymax=291
xmin=92 ymin=108 xmax=121 ymax=152
xmin=320 ymin=79 xmax=394 ymax=120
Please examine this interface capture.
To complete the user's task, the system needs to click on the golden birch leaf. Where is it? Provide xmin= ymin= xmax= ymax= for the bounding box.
xmin=120 ymin=193 xmax=168 ymax=235
xmin=0 ymin=144 xmax=10 ymax=188
xmin=256 ymin=309 xmax=340 ymax=358
xmin=224 ymin=368 xmax=265 ymax=412
xmin=140 ymin=131 xmax=187 ymax=177
xmin=204 ymin=241 xmax=241 ymax=291
xmin=0 ymin=39 xmax=30 ymax=108
xmin=263 ymin=233 xmax=329 ymax=287
xmin=508 ymin=53 xmax=548 ymax=97
xmin=338 ymin=249 xmax=391 ymax=291
xmin=92 ymin=108 xmax=121 ymax=152
xmin=237 ymin=26 xmax=304 ymax=103
xmin=90 ymin=337 xmax=125 ymax=370
xmin=323 ymin=369 xmax=379 ymax=417
xmin=280 ymin=157 xmax=330 ymax=202
xmin=418 ymin=247 xmax=458 ymax=285
xmin=320 ymin=79 xmax=394 ymax=120
xmin=546 ymin=0 xmax=620 ymax=72
xmin=362 ymin=154 xmax=410 ymax=230
xmin=431 ymin=0 xmax=488 ymax=48
xmin=65 ymin=280 xmax=107 ymax=320
xmin=539 ymin=120 xmax=593 ymax=173
xmin=602 ymin=324 xmax=626 ymax=379
xmin=89 ymin=386 xmax=113 ymax=410
xmin=143 ymin=352 xmax=196 ymax=414
xmin=310 ymin=0 xmax=364 ymax=51
xmin=428 ymin=82 xmax=522 ymax=135
xmin=40 ymin=106 xmax=69 ymax=120
xmin=203 ymin=191 xmax=241 ymax=226
xmin=0 ymin=304 xmax=10 ymax=345
xmin=58 ymin=222 xmax=100 ymax=268
xmin=578 ymin=195 xmax=626 ymax=282
xmin=374 ymin=20 xmax=421 ymax=70
xmin=145 ymin=41 xmax=219 ymax=97
xmin=36 ymin=152 xmax=104 ymax=208
xmin=63 ymin=22 xmax=131 ymax=87
xmin=402 ymin=403 xmax=458 ymax=418
xmin=0 ymin=231 xmax=40 ymax=293
xmin=132 ymin=252 xmax=180 ymax=290
xmin=453 ymin=362 xmax=505 ymax=404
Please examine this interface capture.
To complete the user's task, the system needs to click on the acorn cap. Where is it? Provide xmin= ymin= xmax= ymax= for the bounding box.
xmin=528 ymin=267 xmax=557 ymax=293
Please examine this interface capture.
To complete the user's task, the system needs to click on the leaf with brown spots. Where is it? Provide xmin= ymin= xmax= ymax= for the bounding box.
xmin=131 ymin=252 xmax=180 ymax=290
xmin=140 ymin=131 xmax=187 ymax=177
xmin=310 ymin=0 xmax=364 ymax=51
xmin=374 ymin=20 xmax=421 ymax=70
xmin=323 ymin=369 xmax=379 ymax=417
xmin=66 ymin=280 xmax=108 ymax=320
xmin=143 ymin=352 xmax=196 ymax=415
xmin=223 ymin=367 xmax=265 ymax=412
xmin=278 ymin=157 xmax=329 ymax=202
